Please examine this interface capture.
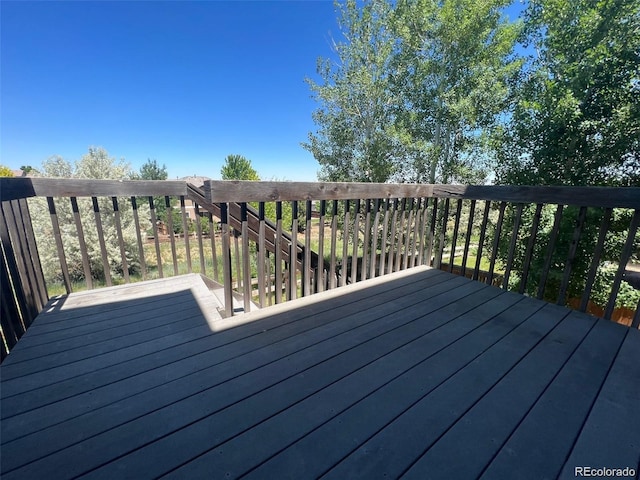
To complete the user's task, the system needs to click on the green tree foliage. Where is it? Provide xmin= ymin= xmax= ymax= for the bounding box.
xmin=30 ymin=147 xmax=146 ymax=285
xmin=492 ymin=0 xmax=640 ymax=308
xmin=304 ymin=0 xmax=399 ymax=182
xmin=221 ymin=154 xmax=260 ymax=181
xmin=139 ymin=158 xmax=168 ymax=181
xmin=305 ymin=0 xmax=519 ymax=184
xmin=495 ymin=0 xmax=640 ymax=186
xmin=138 ymin=158 xmax=170 ymax=223
xmin=0 ymin=165 xmax=14 ymax=177
xmin=392 ymin=0 xmax=521 ymax=183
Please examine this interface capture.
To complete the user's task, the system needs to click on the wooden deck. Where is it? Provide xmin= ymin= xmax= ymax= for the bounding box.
xmin=1 ymin=267 xmax=638 ymax=479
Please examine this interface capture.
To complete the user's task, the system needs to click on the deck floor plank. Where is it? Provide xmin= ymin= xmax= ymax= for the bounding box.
xmin=479 ymin=315 xmax=629 ymax=480
xmin=1 ymin=266 xmax=638 ymax=480
xmin=558 ymin=328 xmax=640 ymax=478
xmin=320 ymin=302 xmax=576 ymax=480
xmin=169 ymin=291 xmax=532 ymax=480
xmin=1 ymin=270 xmax=452 ymax=426
xmin=3 ymin=268 xmax=460 ymax=474
xmin=399 ymin=311 xmax=599 ymax=479
xmin=1 ymin=292 xmax=207 ymax=362
xmin=88 ymin=283 xmax=509 ymax=479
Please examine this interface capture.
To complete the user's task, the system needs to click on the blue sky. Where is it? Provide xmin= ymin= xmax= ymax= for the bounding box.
xmin=2 ymin=1 xmax=526 ymax=182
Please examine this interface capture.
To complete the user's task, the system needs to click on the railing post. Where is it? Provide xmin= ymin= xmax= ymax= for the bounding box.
xmin=289 ymin=200 xmax=298 ymax=300
xmin=604 ymin=209 xmax=640 ymax=320
xmin=220 ymin=202 xmax=234 ymax=317
xmin=240 ymin=202 xmax=251 ymax=313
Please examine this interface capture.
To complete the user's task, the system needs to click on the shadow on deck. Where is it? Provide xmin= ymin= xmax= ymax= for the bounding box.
xmin=1 ymin=267 xmax=639 ymax=479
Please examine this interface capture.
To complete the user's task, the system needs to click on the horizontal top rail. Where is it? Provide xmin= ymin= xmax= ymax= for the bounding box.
xmin=205 ymin=181 xmax=436 ymax=202
xmin=0 ymin=178 xmax=188 ymax=201
xmin=431 ymin=185 xmax=640 ymax=209
xmin=2 ymin=178 xmax=639 ymax=209
xmin=205 ymin=181 xmax=640 ymax=208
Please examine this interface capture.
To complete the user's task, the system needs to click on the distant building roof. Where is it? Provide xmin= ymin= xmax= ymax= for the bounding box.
xmin=180 ymin=175 xmax=211 ymax=187
xmin=11 ymin=169 xmax=26 ymax=177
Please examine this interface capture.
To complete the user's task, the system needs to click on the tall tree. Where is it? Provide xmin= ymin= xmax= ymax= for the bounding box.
xmin=495 ymin=0 xmax=640 ymax=186
xmin=139 ymin=158 xmax=168 ymax=181
xmin=392 ymin=0 xmax=520 ymax=183
xmin=221 ymin=154 xmax=260 ymax=181
xmin=492 ymin=0 xmax=640 ymax=308
xmin=30 ymin=148 xmax=143 ymax=284
xmin=304 ymin=0 xmax=519 ymax=184
xmin=304 ymin=0 xmax=399 ymax=182
xmin=139 ymin=158 xmax=170 ymax=224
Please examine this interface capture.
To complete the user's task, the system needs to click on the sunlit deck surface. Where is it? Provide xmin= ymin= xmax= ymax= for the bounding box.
xmin=1 ymin=267 xmax=638 ymax=480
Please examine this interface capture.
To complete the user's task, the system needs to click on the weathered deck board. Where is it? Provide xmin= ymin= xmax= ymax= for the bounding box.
xmin=397 ymin=312 xmax=597 ymax=480
xmin=1 ymin=267 xmax=638 ymax=480
xmin=558 ymin=328 xmax=640 ymax=478
xmin=478 ymin=316 xmax=627 ymax=480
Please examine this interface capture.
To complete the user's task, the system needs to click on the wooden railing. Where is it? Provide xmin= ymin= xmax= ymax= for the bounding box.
xmin=1 ymin=178 xmax=639 ymax=360
xmin=206 ymin=181 xmax=640 ymax=323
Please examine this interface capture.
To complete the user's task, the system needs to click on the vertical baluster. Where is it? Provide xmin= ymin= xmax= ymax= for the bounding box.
xmin=220 ymin=203 xmax=233 ymax=317
xmin=234 ymin=230 xmax=242 ymax=292
xmin=258 ymin=202 xmax=267 ymax=307
xmin=370 ymin=199 xmax=381 ymax=278
xmin=341 ymin=200 xmax=350 ymax=286
xmin=130 ymin=196 xmax=147 ymax=280
xmin=266 ymin=250 xmax=273 ymax=306
xmin=519 ymin=203 xmax=543 ymax=294
xmin=241 ymin=202 xmax=251 ymax=312
xmin=164 ymin=196 xmax=178 ymax=276
xmin=387 ymin=199 xmax=398 ymax=273
xmin=395 ymin=198 xmax=406 ymax=272
xmin=209 ymin=212 xmax=218 ymax=282
xmin=473 ymin=201 xmax=491 ymax=281
xmin=503 ymin=203 xmax=524 ymax=290
xmin=604 ymin=209 xmax=640 ymax=320
xmin=329 ymin=200 xmax=338 ymax=289
xmin=351 ymin=199 xmax=361 ymax=284
xmin=449 ymin=199 xmax=463 ymax=273
xmin=0 ymin=244 xmax=21 ymax=349
xmin=402 ymin=198 xmax=415 ymax=270
xmin=318 ymin=200 xmax=326 ymax=292
xmin=70 ymin=197 xmax=92 ymax=289
xmin=290 ymin=200 xmax=298 ymax=300
xmin=488 ymin=201 xmax=506 ymax=286
xmin=147 ymin=196 xmax=162 ymax=279
xmin=537 ymin=204 xmax=564 ymax=299
xmin=425 ymin=198 xmax=438 ymax=267
xmin=579 ymin=208 xmax=612 ymax=311
xmin=362 ymin=199 xmax=371 ymax=280
xmin=461 ymin=199 xmax=476 ymax=277
xmin=417 ymin=198 xmax=428 ymax=266
xmin=410 ymin=198 xmax=420 ymax=268
xmin=0 ymin=203 xmax=31 ymax=331
xmin=20 ymin=199 xmax=48 ymax=307
xmin=46 ymin=197 xmax=71 ymax=293
xmin=4 ymin=201 xmax=37 ymax=322
xmin=180 ymin=196 xmax=192 ymax=273
xmin=379 ymin=199 xmax=390 ymax=275
xmin=111 ymin=197 xmax=130 ymax=283
xmin=556 ymin=206 xmax=587 ymax=305
xmin=304 ymin=200 xmax=312 ymax=296
xmin=275 ymin=201 xmax=283 ymax=303
xmin=194 ymin=203 xmax=206 ymax=275
xmin=435 ymin=198 xmax=450 ymax=270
